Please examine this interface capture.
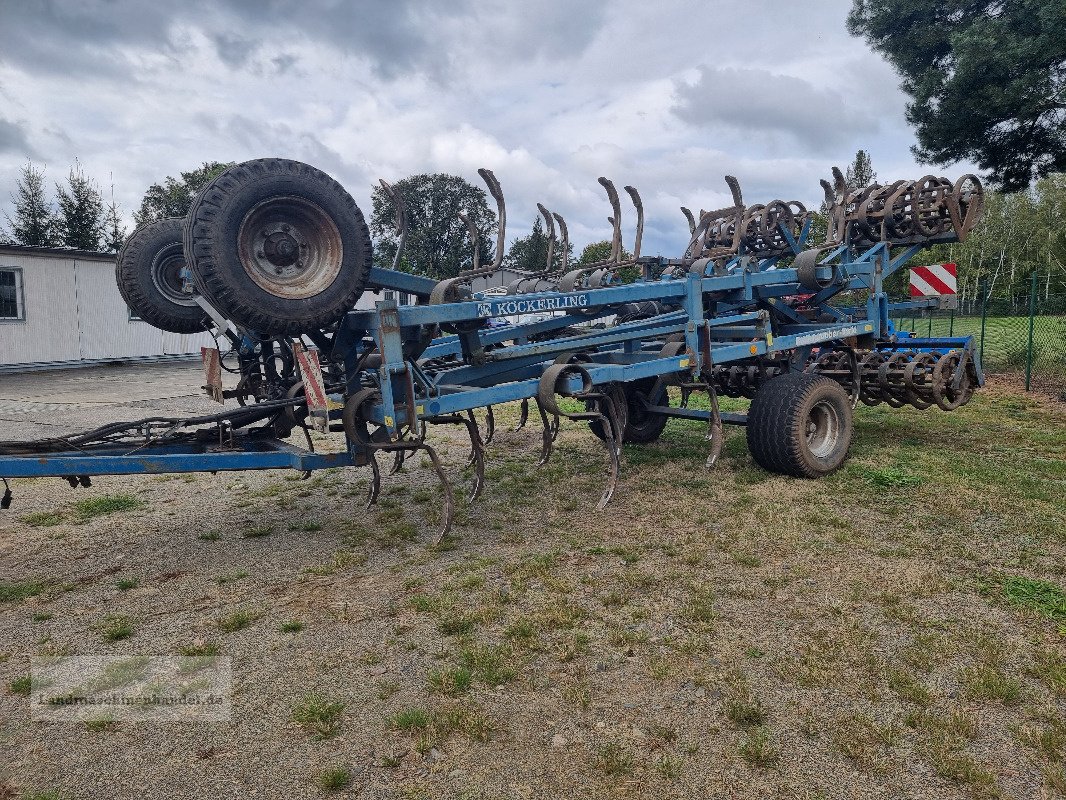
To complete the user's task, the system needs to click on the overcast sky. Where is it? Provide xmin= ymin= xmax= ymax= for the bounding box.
xmin=0 ymin=0 xmax=966 ymax=258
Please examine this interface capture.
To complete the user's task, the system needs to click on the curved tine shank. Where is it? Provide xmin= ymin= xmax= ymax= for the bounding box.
xmin=724 ymin=175 xmax=743 ymax=208
xmin=598 ymin=177 xmax=623 ymax=264
xmin=389 ymin=448 xmax=406 ymax=475
xmin=462 ymin=411 xmax=486 ymax=503
xmin=832 ymin=166 xmax=847 ymax=194
xmin=414 ymin=442 xmax=454 ymax=546
xmin=552 ymin=212 xmax=569 ymax=274
xmin=681 ymin=206 xmax=696 ymax=235
xmin=379 ymin=179 xmax=409 ymax=271
xmin=478 ymin=168 xmax=506 ymax=271
xmin=537 ymin=203 xmax=556 ymax=274
xmin=536 ymin=399 xmax=554 ymax=465
xmin=593 ymin=397 xmax=621 ymax=510
xmin=624 ymin=185 xmax=643 ymax=259
xmin=515 ymin=397 xmax=530 ymax=431
xmin=703 ymin=380 xmax=724 ymax=469
xmin=483 ymin=404 xmax=496 ymax=446
xmin=457 ymin=211 xmax=480 ymax=272
xmin=365 ymin=452 xmax=381 ymax=510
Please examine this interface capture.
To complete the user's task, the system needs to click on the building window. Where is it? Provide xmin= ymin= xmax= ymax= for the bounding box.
xmin=0 ymin=268 xmax=25 ymax=321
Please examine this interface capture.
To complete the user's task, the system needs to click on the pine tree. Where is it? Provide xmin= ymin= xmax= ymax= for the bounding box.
xmin=5 ymin=162 xmax=58 ymax=246
xmin=845 ymin=149 xmax=876 ymax=188
xmin=103 ymin=200 xmax=127 ymax=253
xmin=55 ymin=160 xmax=104 ymax=250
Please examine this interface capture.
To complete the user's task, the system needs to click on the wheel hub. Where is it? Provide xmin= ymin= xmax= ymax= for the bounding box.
xmin=237 ymin=196 xmax=343 ymax=299
xmin=805 ymin=399 xmax=840 ymax=459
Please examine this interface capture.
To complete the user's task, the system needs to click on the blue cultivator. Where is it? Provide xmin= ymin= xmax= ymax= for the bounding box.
xmin=0 ymin=159 xmax=985 ymax=540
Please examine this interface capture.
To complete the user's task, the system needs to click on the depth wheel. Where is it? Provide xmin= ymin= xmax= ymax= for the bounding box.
xmin=746 ymin=372 xmax=852 ymax=477
xmin=590 ymin=377 xmax=670 ymax=444
xmin=184 ymin=158 xmax=372 ymax=335
xmin=115 ymin=218 xmax=208 ymax=334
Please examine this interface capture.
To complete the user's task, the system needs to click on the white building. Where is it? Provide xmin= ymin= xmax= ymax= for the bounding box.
xmin=0 ymin=245 xmax=539 ymax=371
xmin=0 ymin=244 xmax=213 ymax=371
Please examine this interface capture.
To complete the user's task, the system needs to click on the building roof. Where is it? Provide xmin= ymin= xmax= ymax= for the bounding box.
xmin=0 ymin=242 xmax=116 ymax=260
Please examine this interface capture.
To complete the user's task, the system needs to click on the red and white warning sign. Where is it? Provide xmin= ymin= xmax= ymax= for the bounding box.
xmin=910 ymin=263 xmax=958 ymax=309
xmin=293 ymin=342 xmax=329 ymax=432
xmin=910 ymin=263 xmax=957 ymax=297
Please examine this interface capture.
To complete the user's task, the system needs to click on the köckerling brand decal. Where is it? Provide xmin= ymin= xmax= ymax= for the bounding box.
xmin=478 ymin=294 xmax=590 ymax=317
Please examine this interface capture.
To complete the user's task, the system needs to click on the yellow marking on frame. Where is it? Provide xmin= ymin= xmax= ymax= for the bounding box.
xmin=864 ymin=324 xmax=873 ymax=332
xmin=766 ymin=333 xmax=774 ymax=346
xmin=679 ymin=358 xmax=690 ymax=368
xmin=384 ymin=415 xmax=394 ymax=427
xmin=417 ymin=404 xmax=425 ymax=415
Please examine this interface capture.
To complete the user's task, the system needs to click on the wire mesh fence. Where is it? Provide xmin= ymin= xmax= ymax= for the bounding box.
xmin=891 ymin=276 xmax=1066 ymax=394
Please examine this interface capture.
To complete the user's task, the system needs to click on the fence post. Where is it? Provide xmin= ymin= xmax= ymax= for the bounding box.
xmin=979 ymin=279 xmax=988 ymax=365
xmin=1025 ymin=272 xmax=1038 ymax=391
xmin=927 ymin=313 xmax=932 ymax=338
xmin=949 ymin=310 xmax=955 ymax=336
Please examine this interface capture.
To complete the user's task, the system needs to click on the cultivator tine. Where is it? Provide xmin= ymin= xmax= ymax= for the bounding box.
xmin=461 ymin=411 xmax=486 ymax=503
xmin=483 ymin=405 xmax=495 ymax=445
xmin=599 ymin=177 xmax=623 ymax=264
xmin=552 ymin=213 xmax=569 ymax=274
xmin=536 ymin=399 xmax=554 ymax=466
xmin=537 ymin=362 xmax=622 ymax=510
xmin=681 ymin=206 xmax=696 ymax=235
xmin=411 ymin=441 xmax=454 ymax=546
xmin=365 ymin=452 xmax=381 ymax=509
xmin=537 ymin=203 xmax=555 ymax=273
xmin=703 ymin=380 xmax=724 ymax=469
xmin=389 ymin=448 xmax=406 ymax=475
xmin=624 ymin=185 xmax=643 ymax=259
xmin=379 ymin=179 xmax=409 ymax=270
xmin=478 ymin=168 xmax=506 ymax=271
xmin=457 ymin=211 xmax=480 ymax=272
xmin=515 ymin=397 xmax=530 ymax=431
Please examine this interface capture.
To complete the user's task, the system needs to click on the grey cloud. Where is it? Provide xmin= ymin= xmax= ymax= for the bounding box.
xmin=0 ymin=118 xmax=38 ymax=158
xmin=672 ymin=65 xmax=879 ymax=153
xmin=211 ymin=33 xmax=259 ymax=69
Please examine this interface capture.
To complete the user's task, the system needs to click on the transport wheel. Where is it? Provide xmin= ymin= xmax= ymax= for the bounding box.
xmin=184 ymin=158 xmax=372 ymax=335
xmin=116 ymin=218 xmax=209 ymax=334
xmin=746 ymin=372 xmax=852 ymax=477
xmin=590 ymin=377 xmax=669 ymax=444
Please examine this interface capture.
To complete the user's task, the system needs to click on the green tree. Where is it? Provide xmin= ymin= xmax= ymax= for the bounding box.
xmin=503 ymin=216 xmax=572 ymax=272
xmin=55 ymin=160 xmax=104 ymax=250
xmin=845 ymin=149 xmax=876 ymax=188
xmin=102 ymin=199 xmax=127 ymax=253
xmin=847 ymin=0 xmax=1066 ymax=191
xmin=134 ymin=161 xmax=233 ymax=226
xmin=5 ymin=162 xmax=58 ymax=246
xmin=369 ymin=174 xmax=496 ymax=280
xmin=577 ymin=240 xmax=631 ymax=266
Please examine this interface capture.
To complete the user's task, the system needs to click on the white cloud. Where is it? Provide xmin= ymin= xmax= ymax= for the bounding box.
xmin=0 ymin=0 xmax=971 ymax=257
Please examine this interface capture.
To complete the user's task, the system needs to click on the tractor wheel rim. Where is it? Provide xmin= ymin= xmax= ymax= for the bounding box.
xmin=237 ymin=195 xmax=343 ymax=300
xmin=152 ymin=243 xmax=197 ymax=307
xmin=806 ymin=399 xmax=840 ymax=459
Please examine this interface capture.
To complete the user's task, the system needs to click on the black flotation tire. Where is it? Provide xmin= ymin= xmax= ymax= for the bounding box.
xmin=115 ymin=218 xmax=208 ymax=334
xmin=183 ymin=158 xmax=372 ymax=335
xmin=746 ymin=372 xmax=852 ymax=478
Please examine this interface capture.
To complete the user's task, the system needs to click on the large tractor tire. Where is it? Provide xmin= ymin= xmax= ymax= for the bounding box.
xmin=183 ymin=158 xmax=372 ymax=335
xmin=590 ymin=377 xmax=670 ymax=444
xmin=115 ymin=218 xmax=208 ymax=334
xmin=746 ymin=372 xmax=852 ymax=477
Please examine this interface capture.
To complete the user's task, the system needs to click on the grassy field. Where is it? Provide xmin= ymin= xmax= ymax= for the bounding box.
xmin=1 ymin=378 xmax=1064 ymax=799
